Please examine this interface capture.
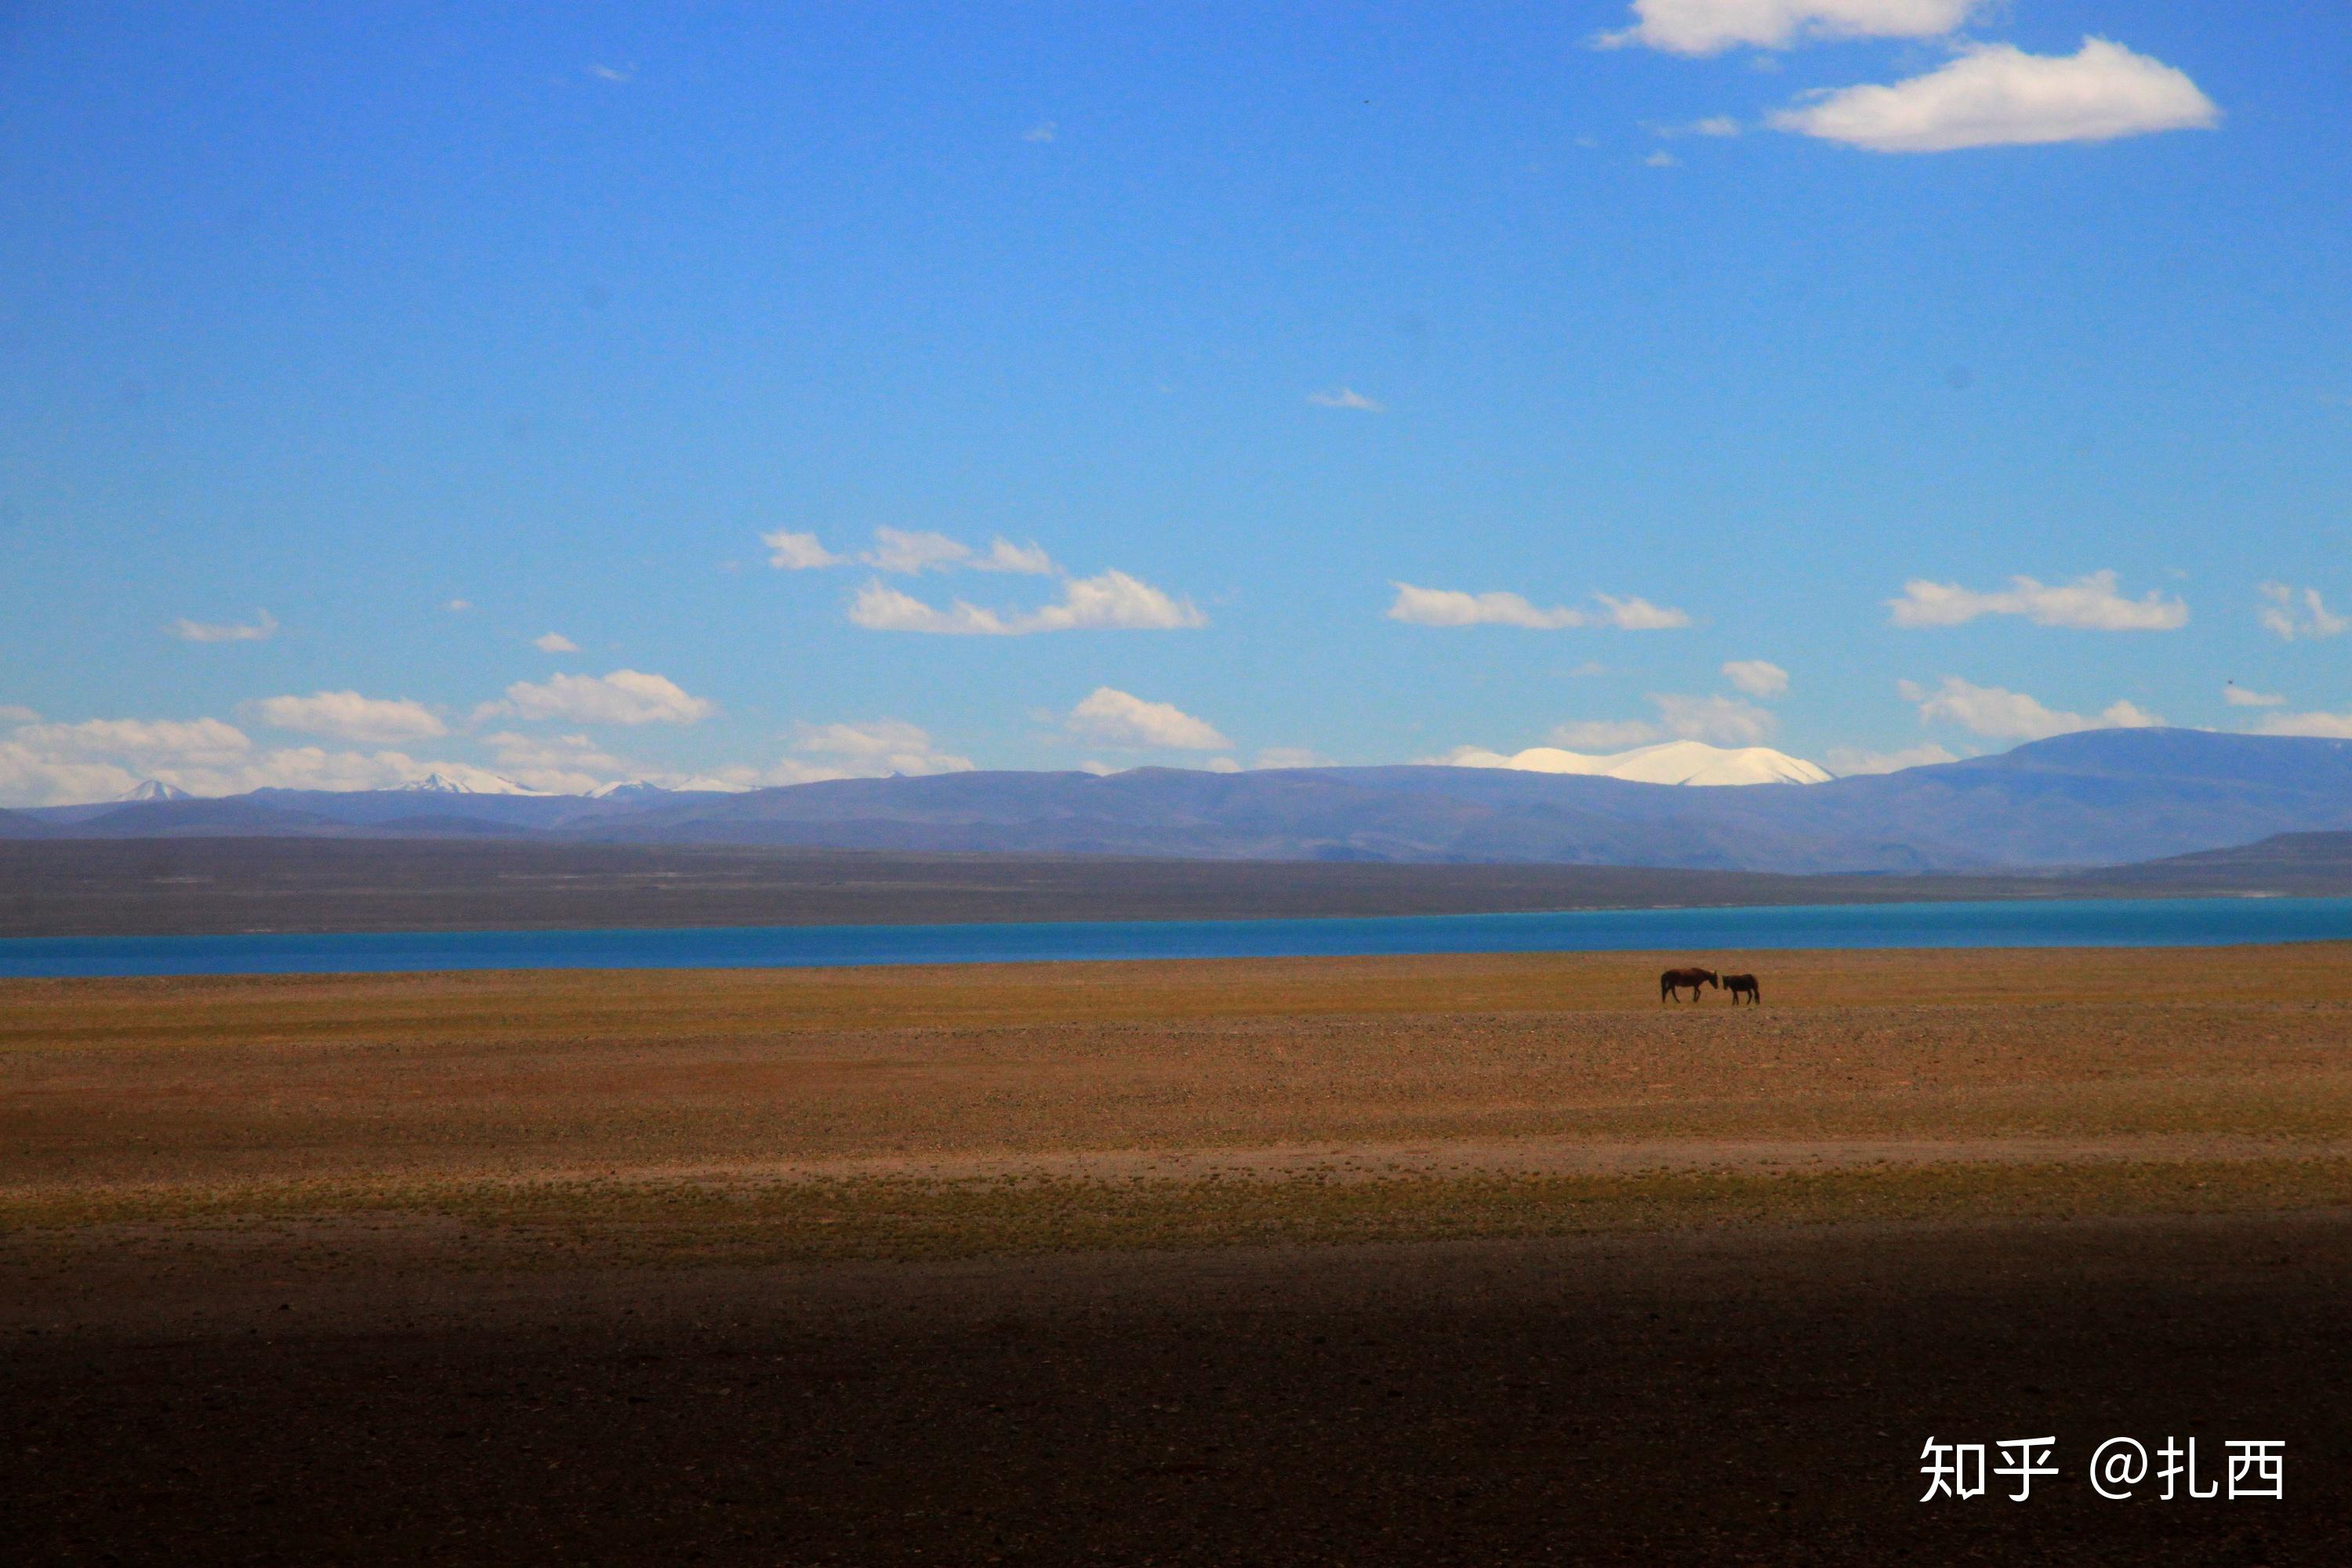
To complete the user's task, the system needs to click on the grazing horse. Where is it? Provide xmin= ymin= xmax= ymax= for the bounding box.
xmin=1659 ymin=967 xmax=1719 ymax=1003
xmin=1723 ymin=973 xmax=1761 ymax=1005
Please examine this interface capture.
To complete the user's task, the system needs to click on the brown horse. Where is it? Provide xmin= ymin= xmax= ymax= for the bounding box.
xmin=1723 ymin=973 xmax=1761 ymax=1005
xmin=1660 ymin=967 xmax=1719 ymax=1003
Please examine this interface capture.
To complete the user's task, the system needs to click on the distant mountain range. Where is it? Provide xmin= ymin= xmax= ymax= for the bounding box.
xmin=6 ymin=728 xmax=2352 ymax=873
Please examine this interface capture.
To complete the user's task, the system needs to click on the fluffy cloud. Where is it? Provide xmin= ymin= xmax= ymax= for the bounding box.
xmin=1773 ymin=38 xmax=2219 ymax=153
xmin=764 ymin=527 xmax=1055 ymax=576
xmin=793 ymin=718 xmax=975 ymax=775
xmin=1887 ymin=571 xmax=2187 ymax=630
xmin=1602 ymin=0 xmax=1980 ymax=55
xmin=2257 ymin=583 xmax=2348 ymax=641
xmin=17 ymin=717 xmax=254 ymax=768
xmin=1542 ymin=691 xmax=1778 ymax=752
xmin=0 ymin=714 xmax=484 ymax=805
xmin=1386 ymin=583 xmax=1691 ymax=631
xmin=1550 ymin=718 xmax=1668 ymax=750
xmin=1721 ymin=659 xmax=1789 ymax=698
xmin=680 ymin=724 xmax=972 ymax=789
xmin=849 ymin=570 xmax=1204 ymax=635
xmin=1307 ymin=387 xmax=1384 ymax=412
xmin=2251 ymin=711 xmax=2352 ymax=740
xmin=476 ymin=669 xmax=715 ymax=726
xmin=0 ymin=704 xmax=38 ymax=723
xmin=1824 ymin=742 xmax=1961 ymax=776
xmin=1653 ymin=694 xmax=1778 ymax=745
xmin=477 ymin=731 xmax=626 ymax=795
xmin=1064 ymin=688 xmax=1232 ymax=751
xmin=762 ymin=530 xmax=845 ymax=571
xmin=1900 ymin=676 xmax=2161 ymax=740
xmin=248 ymin=691 xmax=448 ymax=744
xmin=169 ymin=609 xmax=278 ymax=643
xmin=1253 ymin=746 xmax=1331 ymax=770
xmin=533 ymin=632 xmax=580 ymax=654
xmin=2224 ymin=684 xmax=2285 ymax=708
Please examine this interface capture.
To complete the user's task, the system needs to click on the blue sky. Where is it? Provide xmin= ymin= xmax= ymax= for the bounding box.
xmin=2 ymin=2 xmax=2348 ymax=801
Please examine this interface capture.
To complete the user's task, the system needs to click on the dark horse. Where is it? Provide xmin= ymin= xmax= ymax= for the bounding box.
xmin=1659 ymin=967 xmax=1719 ymax=1003
xmin=1723 ymin=973 xmax=1761 ymax=1005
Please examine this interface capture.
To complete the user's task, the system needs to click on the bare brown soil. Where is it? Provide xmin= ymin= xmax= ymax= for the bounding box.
xmin=8 ymin=944 xmax=2352 ymax=1563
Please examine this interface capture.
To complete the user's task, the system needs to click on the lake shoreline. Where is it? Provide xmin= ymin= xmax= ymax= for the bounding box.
xmin=8 ymin=893 xmax=2352 ymax=979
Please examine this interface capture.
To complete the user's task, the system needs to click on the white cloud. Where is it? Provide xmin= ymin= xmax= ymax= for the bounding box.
xmin=1253 ymin=746 xmax=1330 ymax=770
xmin=1722 ymin=659 xmax=1790 ymax=698
xmin=476 ymin=669 xmax=715 ymax=726
xmin=1386 ymin=583 xmax=1690 ymax=631
xmin=1064 ymin=688 xmax=1232 ymax=751
xmin=0 ymin=714 xmax=495 ymax=805
xmin=762 ymin=530 xmax=845 ymax=571
xmin=0 ymin=704 xmax=37 ymax=723
xmin=1824 ymin=742 xmax=1962 ymax=775
xmin=1653 ymin=693 xmax=1779 ymax=745
xmin=2257 ymin=582 xmax=2348 ymax=641
xmin=972 ymin=537 xmax=1057 ymax=575
xmin=673 ymin=723 xmax=977 ymax=789
xmin=248 ymin=691 xmax=448 ymax=744
xmin=1901 ymin=675 xmax=2162 ymax=740
xmin=793 ymin=718 xmax=975 ymax=775
xmin=2252 ymin=711 xmax=2352 ymax=740
xmin=1687 ymin=114 xmax=1742 ymax=136
xmin=169 ymin=609 xmax=278 ymax=643
xmin=849 ymin=570 xmax=1204 ymax=635
xmin=863 ymin=528 xmax=983 ymax=575
xmin=1308 ymin=387 xmax=1385 ymax=412
xmin=1389 ymin=584 xmax=1584 ymax=630
xmin=446 ymin=599 xmax=474 ymax=614
xmin=1550 ymin=718 xmax=1666 ymax=750
xmin=1601 ymin=0 xmax=1982 ymax=55
xmin=1644 ymin=150 xmax=1679 ymax=168
xmin=14 ymin=717 xmax=254 ymax=769
xmin=1773 ymin=38 xmax=2220 ymax=153
xmin=1541 ymin=688 xmax=1780 ymax=751
xmin=2224 ymin=684 xmax=2285 ymax=708
xmin=1595 ymin=595 xmax=1692 ymax=630
xmin=1203 ymin=757 xmax=1243 ymax=773
xmin=766 ymin=527 xmax=1057 ymax=576
xmin=481 ymin=731 xmax=626 ymax=795
xmin=1887 ymin=571 xmax=2187 ymax=630
xmin=1024 ymin=121 xmax=1057 ymax=143
xmin=533 ymin=632 xmax=580 ymax=654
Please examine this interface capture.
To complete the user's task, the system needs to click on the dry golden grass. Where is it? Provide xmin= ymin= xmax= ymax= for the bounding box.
xmin=6 ymin=944 xmax=2352 ymax=1258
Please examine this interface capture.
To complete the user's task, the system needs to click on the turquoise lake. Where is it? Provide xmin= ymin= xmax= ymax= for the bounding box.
xmin=4 ymin=895 xmax=2350 ymax=979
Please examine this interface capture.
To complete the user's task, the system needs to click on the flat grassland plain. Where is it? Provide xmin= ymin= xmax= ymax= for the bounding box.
xmin=10 ymin=944 xmax=2352 ymax=1563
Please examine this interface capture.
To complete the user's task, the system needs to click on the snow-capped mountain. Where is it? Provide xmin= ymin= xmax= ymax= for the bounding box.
xmin=591 ymin=777 xmax=746 ymax=797
xmin=396 ymin=771 xmax=549 ymax=797
xmin=1442 ymin=739 xmax=1831 ymax=787
xmin=118 ymin=779 xmax=194 ymax=802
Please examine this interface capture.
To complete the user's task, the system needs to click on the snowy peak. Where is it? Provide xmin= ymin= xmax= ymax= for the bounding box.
xmin=118 ymin=779 xmax=194 ymax=802
xmin=397 ymin=771 xmax=548 ymax=797
xmin=1444 ymin=739 xmax=1831 ymax=787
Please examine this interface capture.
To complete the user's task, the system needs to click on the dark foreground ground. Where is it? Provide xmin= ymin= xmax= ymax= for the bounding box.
xmin=12 ymin=1210 xmax=2346 ymax=1566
